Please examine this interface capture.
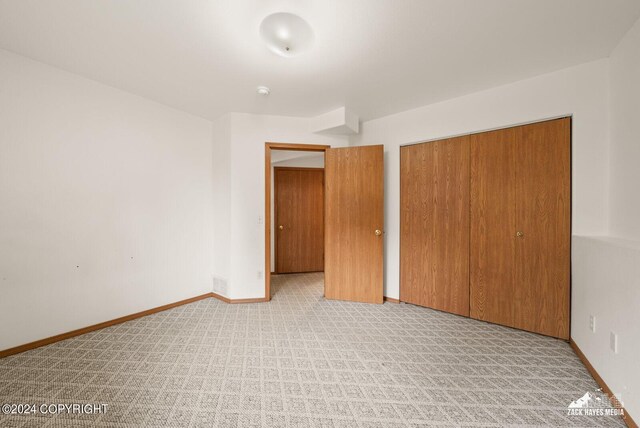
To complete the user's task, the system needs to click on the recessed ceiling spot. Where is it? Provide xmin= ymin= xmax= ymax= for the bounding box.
xmin=259 ymin=12 xmax=314 ymax=58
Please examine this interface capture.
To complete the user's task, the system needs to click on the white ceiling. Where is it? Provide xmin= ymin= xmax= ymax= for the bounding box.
xmin=1 ymin=0 xmax=639 ymax=121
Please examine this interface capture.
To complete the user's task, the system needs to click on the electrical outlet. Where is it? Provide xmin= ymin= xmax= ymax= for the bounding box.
xmin=257 ymin=270 xmax=263 ymax=280
xmin=258 ymin=216 xmax=263 ymax=225
xmin=610 ymin=332 xmax=618 ymax=354
xmin=589 ymin=315 xmax=596 ymax=333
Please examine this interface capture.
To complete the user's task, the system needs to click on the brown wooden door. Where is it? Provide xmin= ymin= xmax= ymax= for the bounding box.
xmin=514 ymin=118 xmax=571 ymax=339
xmin=470 ymin=127 xmax=518 ymax=327
xmin=324 ymin=145 xmax=384 ymax=304
xmin=274 ymin=167 xmax=324 ymax=273
xmin=470 ymin=118 xmax=570 ymax=339
xmin=400 ymin=136 xmax=470 ymax=316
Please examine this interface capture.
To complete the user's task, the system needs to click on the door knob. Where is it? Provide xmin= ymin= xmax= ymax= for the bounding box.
xmin=279 ymin=225 xmax=284 ymax=230
xmin=375 ymin=229 xmax=382 ymax=236
xmin=516 ymin=231 xmax=524 ymax=237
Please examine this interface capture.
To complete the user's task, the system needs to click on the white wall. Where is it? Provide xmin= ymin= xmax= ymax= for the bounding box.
xmin=351 ymin=58 xmax=610 ymax=299
xmin=609 ymin=18 xmax=640 ymax=241
xmin=270 ymin=153 xmax=325 ymax=272
xmin=571 ymin=16 xmax=640 ymax=419
xmin=572 ymin=236 xmax=640 ymax=418
xmin=0 ymin=49 xmax=215 ymax=350
xmin=218 ymin=113 xmax=346 ymax=299
xmin=211 ymin=114 xmax=231 ymax=296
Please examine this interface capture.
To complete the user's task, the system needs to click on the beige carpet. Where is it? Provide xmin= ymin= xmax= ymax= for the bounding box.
xmin=0 ymin=273 xmax=625 ymax=427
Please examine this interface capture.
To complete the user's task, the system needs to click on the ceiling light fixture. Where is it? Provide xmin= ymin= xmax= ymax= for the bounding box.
xmin=259 ymin=12 xmax=314 ymax=58
xmin=256 ymin=86 xmax=271 ymax=96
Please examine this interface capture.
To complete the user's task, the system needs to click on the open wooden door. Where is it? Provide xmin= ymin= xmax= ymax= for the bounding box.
xmin=324 ymin=145 xmax=384 ymax=304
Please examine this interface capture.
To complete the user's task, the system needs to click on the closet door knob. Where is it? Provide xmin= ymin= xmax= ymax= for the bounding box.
xmin=516 ymin=231 xmax=524 ymax=238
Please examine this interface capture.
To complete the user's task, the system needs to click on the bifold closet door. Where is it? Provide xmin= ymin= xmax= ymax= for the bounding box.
xmin=400 ymin=136 xmax=470 ymax=316
xmin=469 ymin=128 xmax=518 ymax=326
xmin=515 ymin=118 xmax=571 ymax=339
xmin=470 ymin=118 xmax=570 ymax=339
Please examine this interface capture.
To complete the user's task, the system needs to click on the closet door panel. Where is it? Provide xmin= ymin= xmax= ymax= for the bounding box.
xmin=469 ymin=128 xmax=517 ymax=325
xmin=515 ymin=118 xmax=571 ymax=339
xmin=400 ymin=136 xmax=470 ymax=316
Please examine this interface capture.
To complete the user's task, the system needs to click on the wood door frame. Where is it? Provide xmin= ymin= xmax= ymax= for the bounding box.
xmin=273 ymin=166 xmax=325 ymax=275
xmin=265 ymin=143 xmax=330 ymax=300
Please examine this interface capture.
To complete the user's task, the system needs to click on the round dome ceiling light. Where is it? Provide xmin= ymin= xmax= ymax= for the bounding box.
xmin=259 ymin=12 xmax=314 ymax=58
xmin=256 ymin=86 xmax=271 ymax=96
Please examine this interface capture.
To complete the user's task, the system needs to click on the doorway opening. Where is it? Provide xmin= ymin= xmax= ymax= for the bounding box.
xmin=265 ymin=142 xmax=385 ymax=303
xmin=264 ymin=143 xmax=329 ymax=300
